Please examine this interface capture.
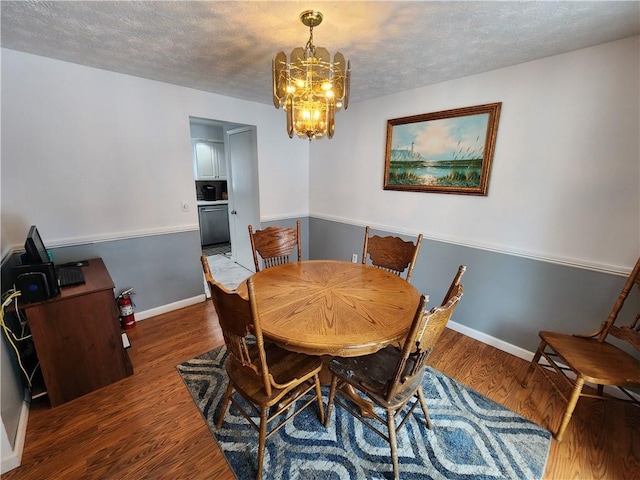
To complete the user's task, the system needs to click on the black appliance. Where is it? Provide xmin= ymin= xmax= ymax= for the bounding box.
xmin=12 ymin=263 xmax=59 ymax=303
xmin=201 ymin=184 xmax=217 ymax=201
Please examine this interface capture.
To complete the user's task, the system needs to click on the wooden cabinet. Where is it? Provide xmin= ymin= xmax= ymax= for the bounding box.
xmin=22 ymin=258 xmax=133 ymax=407
xmin=193 ymin=140 xmax=226 ymax=180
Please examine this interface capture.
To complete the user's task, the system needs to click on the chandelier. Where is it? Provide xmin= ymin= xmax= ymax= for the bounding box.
xmin=272 ymin=10 xmax=350 ymax=140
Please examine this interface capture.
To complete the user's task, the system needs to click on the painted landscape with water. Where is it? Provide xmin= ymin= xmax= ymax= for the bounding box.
xmin=388 ymin=152 xmax=483 ymax=187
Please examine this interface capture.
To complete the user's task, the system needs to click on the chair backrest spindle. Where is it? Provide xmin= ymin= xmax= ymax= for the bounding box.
xmin=598 ymin=257 xmax=640 ymax=348
xmin=442 ymin=265 xmax=467 ymax=304
xmin=248 ymin=220 xmax=302 ymax=272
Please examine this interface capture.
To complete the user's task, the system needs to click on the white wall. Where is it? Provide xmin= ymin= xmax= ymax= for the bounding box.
xmin=1 ymin=33 xmax=638 ymax=476
xmin=0 ymin=48 xmax=311 ymax=473
xmin=0 ymin=49 xmax=309 ymax=250
xmin=310 ymin=37 xmax=639 ymax=274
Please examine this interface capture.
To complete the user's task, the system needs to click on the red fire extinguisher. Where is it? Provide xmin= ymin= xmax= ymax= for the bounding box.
xmin=117 ymin=287 xmax=136 ymax=330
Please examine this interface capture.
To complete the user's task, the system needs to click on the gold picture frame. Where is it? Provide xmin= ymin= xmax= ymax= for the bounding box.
xmin=383 ymin=102 xmax=501 ymax=196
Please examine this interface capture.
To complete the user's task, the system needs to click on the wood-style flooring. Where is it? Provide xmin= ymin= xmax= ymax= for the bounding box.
xmin=3 ymin=300 xmax=639 ymax=479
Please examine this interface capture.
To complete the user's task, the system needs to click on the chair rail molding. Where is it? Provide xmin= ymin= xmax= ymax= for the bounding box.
xmin=310 ymin=213 xmax=633 ymax=276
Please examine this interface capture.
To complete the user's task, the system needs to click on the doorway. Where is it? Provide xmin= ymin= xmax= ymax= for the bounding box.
xmin=189 ymin=117 xmax=260 ymax=282
xmin=202 ymin=243 xmax=231 ymax=257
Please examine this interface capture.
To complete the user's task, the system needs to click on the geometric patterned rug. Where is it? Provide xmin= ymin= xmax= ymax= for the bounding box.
xmin=177 ymin=347 xmax=551 ymax=480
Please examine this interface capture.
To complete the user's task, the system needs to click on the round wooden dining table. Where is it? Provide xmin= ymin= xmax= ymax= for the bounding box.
xmin=249 ymin=260 xmax=422 ymax=357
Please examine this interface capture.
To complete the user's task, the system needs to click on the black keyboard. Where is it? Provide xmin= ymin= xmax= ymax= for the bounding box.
xmin=58 ymin=266 xmax=85 ymax=287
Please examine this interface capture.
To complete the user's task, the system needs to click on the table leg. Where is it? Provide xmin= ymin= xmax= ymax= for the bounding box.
xmin=319 ymin=356 xmax=333 ymax=385
xmin=341 ymin=384 xmax=376 ymax=418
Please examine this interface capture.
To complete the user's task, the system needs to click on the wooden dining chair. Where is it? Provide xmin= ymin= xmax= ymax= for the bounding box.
xmin=522 ymin=257 xmax=640 ymax=442
xmin=248 ymin=220 xmax=301 ymax=272
xmin=200 ymin=255 xmax=215 ymax=285
xmin=209 ymin=276 xmax=324 ymax=479
xmin=362 ymin=226 xmax=423 ymax=281
xmin=324 ymin=265 xmax=465 ymax=480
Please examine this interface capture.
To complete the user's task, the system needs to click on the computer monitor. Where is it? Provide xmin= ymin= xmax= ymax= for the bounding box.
xmin=24 ymin=225 xmax=50 ymax=264
xmin=15 ymin=225 xmax=60 ymax=300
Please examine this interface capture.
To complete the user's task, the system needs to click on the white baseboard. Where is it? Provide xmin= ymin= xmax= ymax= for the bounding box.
xmin=1 ymin=391 xmax=30 ymax=474
xmin=133 ymin=295 xmax=206 ymax=322
xmin=447 ymin=320 xmax=535 ymax=361
xmin=448 ymin=320 xmax=639 ymax=402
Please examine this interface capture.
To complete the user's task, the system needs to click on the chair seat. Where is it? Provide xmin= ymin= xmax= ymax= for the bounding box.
xmin=226 ymin=344 xmax=323 ymax=407
xmin=524 ymin=257 xmax=640 ymax=442
xmin=540 ymin=330 xmax=640 ymax=386
xmin=329 ymin=345 xmax=425 ymax=408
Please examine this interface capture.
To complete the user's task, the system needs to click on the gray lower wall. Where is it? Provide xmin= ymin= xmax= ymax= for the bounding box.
xmin=2 ymin=217 xmax=638 ymax=462
xmin=47 ymin=230 xmax=204 ymax=312
xmin=309 ymin=217 xmax=640 ymax=353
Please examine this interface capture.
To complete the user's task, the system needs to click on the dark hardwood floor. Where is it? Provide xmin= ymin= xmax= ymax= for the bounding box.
xmin=3 ymin=300 xmax=639 ymax=479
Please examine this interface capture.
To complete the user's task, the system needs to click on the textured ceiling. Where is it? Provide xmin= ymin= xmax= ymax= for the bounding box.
xmin=1 ymin=1 xmax=639 ymax=105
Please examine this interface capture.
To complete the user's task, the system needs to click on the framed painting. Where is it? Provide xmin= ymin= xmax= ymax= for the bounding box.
xmin=383 ymin=102 xmax=501 ymax=196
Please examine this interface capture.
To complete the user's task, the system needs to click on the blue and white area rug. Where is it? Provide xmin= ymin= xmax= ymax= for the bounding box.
xmin=177 ymin=347 xmax=551 ymax=480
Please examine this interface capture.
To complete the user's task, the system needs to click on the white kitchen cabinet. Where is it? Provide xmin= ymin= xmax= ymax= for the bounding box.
xmin=193 ymin=140 xmax=226 ymax=180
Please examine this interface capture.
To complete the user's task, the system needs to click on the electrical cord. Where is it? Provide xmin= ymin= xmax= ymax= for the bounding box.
xmin=1 ymin=289 xmax=35 ymax=387
xmin=13 ymin=293 xmax=28 ymax=338
xmin=28 ymin=361 xmax=41 ymax=387
xmin=1 ymin=290 xmax=31 ymax=341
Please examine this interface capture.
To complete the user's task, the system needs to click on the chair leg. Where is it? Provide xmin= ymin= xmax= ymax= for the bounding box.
xmin=216 ymin=382 xmax=234 ymax=428
xmin=313 ymin=375 xmax=325 ymax=425
xmin=416 ymin=386 xmax=433 ymax=429
xmin=256 ymin=407 xmax=269 ymax=479
xmin=387 ymin=409 xmax=400 ymax=480
xmin=325 ymin=374 xmax=338 ymax=428
xmin=556 ymin=376 xmax=585 ymax=442
xmin=522 ymin=340 xmax=545 ymax=388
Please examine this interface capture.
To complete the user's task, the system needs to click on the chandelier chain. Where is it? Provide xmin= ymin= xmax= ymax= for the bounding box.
xmin=305 ymin=26 xmax=315 ymax=57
